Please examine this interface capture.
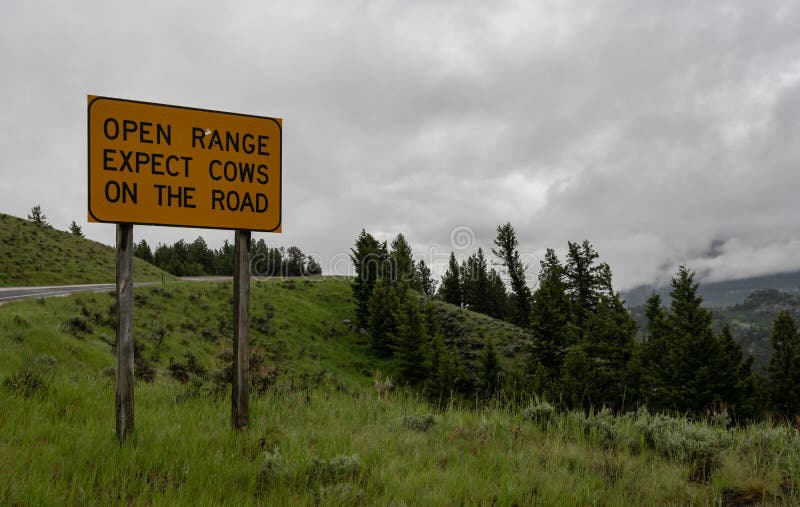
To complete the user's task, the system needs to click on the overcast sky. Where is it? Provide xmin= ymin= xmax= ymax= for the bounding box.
xmin=2 ymin=0 xmax=799 ymax=290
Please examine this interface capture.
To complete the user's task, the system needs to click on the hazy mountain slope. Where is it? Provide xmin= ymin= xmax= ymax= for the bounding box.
xmin=623 ymin=270 xmax=800 ymax=308
xmin=629 ymin=288 xmax=800 ymax=371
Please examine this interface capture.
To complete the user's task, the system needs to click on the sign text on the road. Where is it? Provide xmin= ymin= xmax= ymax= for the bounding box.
xmin=88 ymin=96 xmax=282 ymax=232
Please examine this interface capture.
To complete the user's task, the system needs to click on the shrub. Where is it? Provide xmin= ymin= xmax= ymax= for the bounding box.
xmin=2 ymin=354 xmax=56 ymax=397
xmin=252 ymin=366 xmax=280 ymax=395
xmin=173 ymin=375 xmax=205 ymax=403
xmin=402 ymin=414 xmax=435 ymax=432
xmin=306 ymin=454 xmax=361 ymax=485
xmin=168 ymin=352 xmax=207 ymax=383
xmin=201 ymin=328 xmax=219 ymax=342
xmin=631 ymin=409 xmax=729 ymax=481
xmin=104 ymin=302 xmax=117 ymax=327
xmin=260 ymin=447 xmax=284 ymax=486
xmin=184 ymin=352 xmax=207 ymax=377
xmin=60 ymin=315 xmax=92 ymax=338
xmin=688 ymin=445 xmax=720 ymax=484
xmin=12 ymin=314 xmax=30 ymax=328
xmin=253 ymin=315 xmax=272 ymax=335
xmin=523 ymin=399 xmax=556 ymax=426
xmin=740 ymin=425 xmax=800 ymax=468
xmin=135 ymin=355 xmax=156 ymax=382
xmin=317 ymin=483 xmax=363 ymax=504
xmin=584 ymin=408 xmax=616 ymax=446
xmin=167 ymin=358 xmax=190 ymax=383
xmin=706 ymin=407 xmax=731 ymax=428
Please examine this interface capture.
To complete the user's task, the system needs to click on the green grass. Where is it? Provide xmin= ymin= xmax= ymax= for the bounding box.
xmin=0 ymin=212 xmax=172 ymax=286
xmin=1 ymin=278 xmax=799 ymax=505
xmin=0 ymin=277 xmax=380 ymax=389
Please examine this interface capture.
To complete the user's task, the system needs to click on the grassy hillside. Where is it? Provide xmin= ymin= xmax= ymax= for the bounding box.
xmin=0 ymin=277 xmax=381 ymax=389
xmin=1 ymin=278 xmax=799 ymax=505
xmin=0 ymin=212 xmax=171 ymax=286
xmin=427 ymin=299 xmax=532 ymax=383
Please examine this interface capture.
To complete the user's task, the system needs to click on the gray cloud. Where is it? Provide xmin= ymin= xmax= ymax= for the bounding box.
xmin=2 ymin=0 xmax=799 ymax=290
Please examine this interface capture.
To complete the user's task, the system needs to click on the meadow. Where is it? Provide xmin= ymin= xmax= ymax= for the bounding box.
xmin=1 ymin=278 xmax=799 ymax=505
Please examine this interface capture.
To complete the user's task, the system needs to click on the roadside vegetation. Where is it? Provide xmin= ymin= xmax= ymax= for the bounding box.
xmin=351 ymin=225 xmax=800 ymax=424
xmin=2 ymin=278 xmax=799 ymax=505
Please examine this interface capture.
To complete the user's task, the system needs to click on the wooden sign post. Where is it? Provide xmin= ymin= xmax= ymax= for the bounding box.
xmin=232 ymin=230 xmax=251 ymax=429
xmin=88 ymin=96 xmax=282 ymax=440
xmin=115 ymin=223 xmax=134 ymax=441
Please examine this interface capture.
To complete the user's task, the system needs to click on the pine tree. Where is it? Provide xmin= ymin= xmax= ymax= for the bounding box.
xmin=389 ymin=233 xmax=416 ymax=288
xmin=68 ymin=221 xmax=83 ymax=237
xmin=368 ymin=279 xmax=400 ymax=356
xmin=531 ymin=362 xmax=550 ymax=395
xmin=134 ymin=240 xmax=154 ymax=263
xmin=463 ymin=248 xmax=490 ymax=315
xmin=187 ymin=236 xmax=212 ymax=274
xmin=424 ymin=334 xmax=464 ymax=402
xmin=439 ymin=252 xmax=463 ymax=307
xmin=767 ymin=311 xmax=800 ymax=418
xmin=529 ymin=249 xmax=572 ymax=380
xmin=252 ymin=243 xmax=284 ymax=277
xmin=716 ymin=324 xmax=756 ymax=420
xmin=480 ymin=337 xmax=502 ymax=396
xmin=485 ymin=269 xmax=508 ymax=320
xmin=564 ymin=240 xmax=604 ymax=336
xmin=581 ymin=291 xmax=638 ymax=410
xmin=644 ymin=292 xmax=668 ymax=342
xmin=27 ymin=204 xmax=49 ymax=227
xmin=561 ymin=345 xmax=592 ymax=409
xmin=416 ymin=260 xmax=435 ymax=296
xmin=285 ymin=246 xmax=306 ymax=276
xmin=391 ymin=292 xmax=427 ymax=385
xmin=640 ymin=292 xmax=670 ymax=405
xmin=662 ymin=266 xmax=727 ymax=413
xmin=351 ymin=230 xmax=385 ymax=328
xmin=556 ymin=248 xmax=637 ymax=411
xmin=215 ymin=240 xmax=234 ymax=275
xmin=421 ymin=298 xmax=441 ymax=337
xmin=492 ymin=222 xmax=531 ymax=327
xmin=305 ymin=257 xmax=322 ymax=275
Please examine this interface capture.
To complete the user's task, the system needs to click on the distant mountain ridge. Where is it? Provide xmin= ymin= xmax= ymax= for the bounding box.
xmin=623 ymin=269 xmax=800 ymax=308
xmin=627 ymin=282 xmax=800 ymax=371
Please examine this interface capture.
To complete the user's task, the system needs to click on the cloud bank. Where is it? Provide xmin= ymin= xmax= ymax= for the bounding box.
xmin=1 ymin=0 xmax=799 ymax=289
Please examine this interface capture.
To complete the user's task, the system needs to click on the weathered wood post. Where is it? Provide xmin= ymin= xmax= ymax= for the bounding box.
xmin=232 ymin=229 xmax=251 ymax=429
xmin=116 ymin=223 xmax=134 ymax=442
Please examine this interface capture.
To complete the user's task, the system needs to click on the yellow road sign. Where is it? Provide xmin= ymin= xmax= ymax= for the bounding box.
xmin=88 ymin=96 xmax=282 ymax=232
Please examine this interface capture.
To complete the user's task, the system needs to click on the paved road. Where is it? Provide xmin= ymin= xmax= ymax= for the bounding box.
xmin=0 ymin=277 xmax=233 ymax=305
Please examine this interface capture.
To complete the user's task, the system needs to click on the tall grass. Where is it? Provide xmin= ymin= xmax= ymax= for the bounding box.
xmin=3 ymin=376 xmax=798 ymax=505
xmin=1 ymin=279 xmax=798 ymax=505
